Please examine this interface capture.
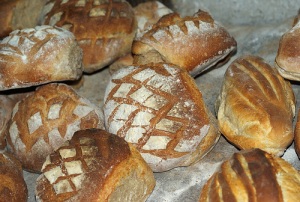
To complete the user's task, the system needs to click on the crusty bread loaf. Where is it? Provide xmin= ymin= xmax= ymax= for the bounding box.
xmin=134 ymin=0 xmax=173 ymax=38
xmin=0 ymin=25 xmax=83 ymax=90
xmin=199 ymin=148 xmax=300 ymax=202
xmin=0 ymin=0 xmax=46 ymax=39
xmin=35 ymin=128 xmax=156 ymax=202
xmin=275 ymin=20 xmax=300 ymax=81
xmin=132 ymin=9 xmax=237 ymax=77
xmin=216 ymin=55 xmax=295 ymax=156
xmin=6 ymin=83 xmax=105 ymax=173
xmin=103 ymin=62 xmax=220 ymax=172
xmin=40 ymin=0 xmax=137 ymax=73
xmin=294 ymin=109 xmax=300 ymax=158
xmin=0 ymin=95 xmax=17 ymax=150
xmin=0 ymin=151 xmax=28 ymax=202
xmin=108 ymin=1 xmax=173 ymax=74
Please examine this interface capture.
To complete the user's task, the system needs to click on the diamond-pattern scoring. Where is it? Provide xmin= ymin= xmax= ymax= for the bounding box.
xmin=42 ymin=136 xmax=97 ymax=195
xmin=104 ymin=64 xmax=210 ymax=159
xmin=8 ymin=84 xmax=103 ymax=154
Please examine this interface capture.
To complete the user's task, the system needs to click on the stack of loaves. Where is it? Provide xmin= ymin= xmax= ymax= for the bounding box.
xmin=2 ymin=0 xmax=300 ymax=202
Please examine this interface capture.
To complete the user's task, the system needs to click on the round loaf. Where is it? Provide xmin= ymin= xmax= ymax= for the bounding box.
xmin=6 ymin=83 xmax=105 ymax=173
xmin=35 ymin=128 xmax=156 ymax=202
xmin=0 ymin=151 xmax=28 ymax=202
xmin=0 ymin=25 xmax=83 ymax=90
xmin=132 ymin=9 xmax=237 ymax=77
xmin=0 ymin=0 xmax=46 ymax=38
xmin=275 ymin=21 xmax=300 ymax=81
xmin=103 ymin=63 xmax=220 ymax=172
xmin=199 ymin=148 xmax=300 ymax=202
xmin=216 ymin=55 xmax=295 ymax=156
xmin=40 ymin=0 xmax=137 ymax=73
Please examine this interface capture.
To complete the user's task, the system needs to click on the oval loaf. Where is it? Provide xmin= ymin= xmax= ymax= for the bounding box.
xmin=216 ymin=55 xmax=295 ymax=156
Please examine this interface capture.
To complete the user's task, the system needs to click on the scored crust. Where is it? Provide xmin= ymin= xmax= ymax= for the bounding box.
xmin=40 ymin=0 xmax=137 ymax=73
xmin=216 ymin=55 xmax=295 ymax=156
xmin=103 ymin=62 xmax=220 ymax=172
xmin=0 ymin=25 xmax=83 ymax=90
xmin=199 ymin=148 xmax=300 ymax=202
xmin=132 ymin=9 xmax=237 ymax=77
xmin=6 ymin=83 xmax=104 ymax=172
xmin=35 ymin=129 xmax=155 ymax=202
xmin=275 ymin=21 xmax=300 ymax=81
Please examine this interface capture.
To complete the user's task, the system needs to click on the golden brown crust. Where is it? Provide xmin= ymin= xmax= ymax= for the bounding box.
xmin=41 ymin=0 xmax=137 ymax=73
xmin=104 ymin=62 xmax=220 ymax=172
xmin=0 ymin=95 xmax=16 ymax=150
xmin=133 ymin=1 xmax=173 ymax=38
xmin=35 ymin=129 xmax=155 ymax=202
xmin=275 ymin=21 xmax=300 ymax=81
xmin=0 ymin=25 xmax=83 ymax=90
xmin=199 ymin=149 xmax=300 ymax=202
xmin=132 ymin=9 xmax=237 ymax=77
xmin=294 ymin=109 xmax=300 ymax=157
xmin=216 ymin=55 xmax=295 ymax=156
xmin=0 ymin=151 xmax=28 ymax=202
xmin=6 ymin=83 xmax=104 ymax=172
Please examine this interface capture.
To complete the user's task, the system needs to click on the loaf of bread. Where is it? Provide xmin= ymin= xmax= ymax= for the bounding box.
xmin=6 ymin=83 xmax=105 ymax=172
xmin=0 ymin=0 xmax=46 ymax=38
xmin=294 ymin=109 xmax=300 ymax=157
xmin=0 ymin=95 xmax=17 ymax=150
xmin=109 ymin=0 xmax=173 ymax=74
xmin=40 ymin=0 xmax=137 ymax=73
xmin=216 ymin=55 xmax=295 ymax=156
xmin=103 ymin=63 xmax=220 ymax=172
xmin=0 ymin=151 xmax=28 ymax=202
xmin=275 ymin=20 xmax=300 ymax=81
xmin=199 ymin=148 xmax=300 ymax=202
xmin=132 ymin=9 xmax=237 ymax=77
xmin=35 ymin=128 xmax=156 ymax=202
xmin=134 ymin=0 xmax=173 ymax=38
xmin=0 ymin=25 xmax=83 ymax=90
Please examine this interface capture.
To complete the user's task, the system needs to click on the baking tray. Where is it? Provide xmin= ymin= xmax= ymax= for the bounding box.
xmin=21 ymin=4 xmax=300 ymax=202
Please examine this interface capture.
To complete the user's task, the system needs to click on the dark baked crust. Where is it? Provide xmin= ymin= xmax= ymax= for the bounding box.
xmin=41 ymin=0 xmax=137 ymax=73
xmin=35 ymin=129 xmax=155 ymax=201
xmin=199 ymin=149 xmax=300 ymax=202
xmin=0 ymin=151 xmax=28 ymax=202
xmin=275 ymin=21 xmax=300 ymax=81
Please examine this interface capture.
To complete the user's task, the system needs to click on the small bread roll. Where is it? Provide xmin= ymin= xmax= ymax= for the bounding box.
xmin=0 ymin=0 xmax=46 ymax=38
xmin=0 ymin=25 xmax=83 ymax=90
xmin=0 ymin=151 xmax=28 ymax=202
xmin=132 ymin=9 xmax=237 ymax=77
xmin=103 ymin=63 xmax=220 ymax=172
xmin=216 ymin=55 xmax=295 ymax=156
xmin=275 ymin=20 xmax=300 ymax=81
xmin=199 ymin=148 xmax=300 ymax=202
xmin=35 ymin=128 xmax=156 ymax=202
xmin=40 ymin=0 xmax=137 ymax=73
xmin=6 ymin=83 xmax=104 ymax=172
